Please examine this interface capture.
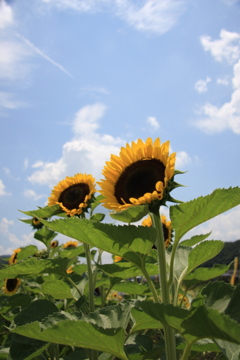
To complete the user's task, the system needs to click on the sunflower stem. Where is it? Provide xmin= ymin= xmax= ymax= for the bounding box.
xmin=84 ymin=243 xmax=95 ymax=313
xmin=141 ymin=266 xmax=159 ymax=303
xmin=150 ymin=206 xmax=177 ymax=360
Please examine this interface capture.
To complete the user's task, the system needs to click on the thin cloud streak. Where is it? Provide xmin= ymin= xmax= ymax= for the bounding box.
xmin=14 ymin=32 xmax=74 ymax=79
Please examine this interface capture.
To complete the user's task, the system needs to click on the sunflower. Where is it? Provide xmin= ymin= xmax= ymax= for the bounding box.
xmin=9 ymin=248 xmax=22 ymax=265
xmin=98 ymin=138 xmax=176 ymax=211
xmin=48 ymin=173 xmax=96 ymax=216
xmin=63 ymin=240 xmax=79 ymax=249
xmin=142 ymin=214 xmax=172 ymax=248
xmin=50 ymin=240 xmax=59 ymax=248
xmin=66 ymin=266 xmax=74 ymax=274
xmin=3 ymin=278 xmax=21 ymax=295
xmin=32 ymin=217 xmax=44 ymax=229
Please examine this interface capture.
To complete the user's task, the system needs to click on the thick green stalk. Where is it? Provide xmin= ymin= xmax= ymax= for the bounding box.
xmin=150 ymin=207 xmax=177 ymax=360
xmin=84 ymin=243 xmax=95 ymax=313
xmin=141 ymin=265 xmax=159 ymax=303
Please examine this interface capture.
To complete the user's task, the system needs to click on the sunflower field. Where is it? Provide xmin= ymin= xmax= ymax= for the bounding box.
xmin=0 ymin=138 xmax=240 ymax=360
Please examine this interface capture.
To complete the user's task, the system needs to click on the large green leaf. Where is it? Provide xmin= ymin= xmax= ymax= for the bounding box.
xmin=11 ymin=304 xmax=131 ymax=360
xmin=38 ymin=218 xmax=156 ymax=266
xmin=0 ymin=258 xmax=47 ymax=279
xmin=97 ymin=263 xmax=159 ymax=279
xmin=41 ymin=280 xmax=75 ymax=299
xmin=182 ymin=306 xmax=240 ymax=344
xmin=34 ymin=226 xmax=57 ymax=245
xmin=20 ymin=205 xmax=62 ymax=218
xmin=139 ymin=302 xmax=188 ymax=332
xmin=215 ymin=340 xmax=240 ymax=360
xmin=170 ymin=187 xmax=240 ymax=242
xmin=184 ymin=264 xmax=231 ymax=288
xmin=131 ymin=307 xmax=163 ymax=332
xmin=110 ymin=205 xmax=149 ymax=223
xmin=180 ymin=232 xmax=211 ymax=247
xmin=225 ymin=284 xmax=240 ymax=323
xmin=16 ymin=246 xmax=38 ymax=261
xmin=187 ymin=240 xmax=224 ymax=275
xmin=112 ymin=282 xmax=150 ymax=295
xmin=201 ymin=281 xmax=234 ymax=313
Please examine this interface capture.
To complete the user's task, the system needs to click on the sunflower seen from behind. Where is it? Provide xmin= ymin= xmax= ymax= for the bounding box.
xmin=98 ymin=138 xmax=179 ymax=212
xmin=48 ymin=173 xmax=96 ymax=217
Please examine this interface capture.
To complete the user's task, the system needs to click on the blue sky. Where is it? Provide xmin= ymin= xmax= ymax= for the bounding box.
xmin=0 ymin=0 xmax=240 ymax=257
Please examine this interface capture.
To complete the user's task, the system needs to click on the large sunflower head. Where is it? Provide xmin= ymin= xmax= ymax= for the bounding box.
xmin=9 ymin=248 xmax=22 ymax=265
xmin=48 ymin=173 xmax=96 ymax=217
xmin=98 ymin=138 xmax=177 ymax=211
xmin=3 ymin=278 xmax=21 ymax=295
xmin=142 ymin=214 xmax=173 ymax=248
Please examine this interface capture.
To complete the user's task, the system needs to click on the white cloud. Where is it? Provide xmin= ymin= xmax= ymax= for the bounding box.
xmin=0 ymin=179 xmax=11 ymax=196
xmin=175 ymin=151 xmax=191 ymax=169
xmin=194 ymin=77 xmax=211 ymax=93
xmin=217 ymin=77 xmax=229 ymax=86
xmin=23 ymin=158 xmax=29 ymax=170
xmin=28 ymin=103 xmax=124 ymax=187
xmin=115 ymin=0 xmax=185 ymax=35
xmin=3 ymin=167 xmax=10 ymax=175
xmin=41 ymin=0 xmax=186 ymax=35
xmin=0 ymin=217 xmax=34 ymax=248
xmin=0 ymin=91 xmax=26 ymax=109
xmin=23 ymin=189 xmax=46 ymax=201
xmin=182 ymin=206 xmax=240 ymax=242
xmin=28 ymin=103 xmax=191 ymax=188
xmin=147 ymin=116 xmax=160 ymax=129
xmin=200 ymin=29 xmax=240 ymax=64
xmin=195 ymin=30 xmax=240 ymax=135
xmin=0 ymin=0 xmax=13 ymax=29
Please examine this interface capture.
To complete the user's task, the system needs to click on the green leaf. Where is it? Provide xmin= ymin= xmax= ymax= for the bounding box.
xmin=182 ymin=306 xmax=240 ymax=344
xmin=139 ymin=302 xmax=188 ymax=332
xmin=39 ymin=218 xmax=156 ymax=264
xmin=112 ymin=282 xmax=150 ymax=295
xmin=187 ymin=240 xmax=224 ymax=275
xmin=180 ymin=232 xmax=212 ymax=247
xmin=125 ymin=333 xmax=153 ymax=360
xmin=225 ymin=284 xmax=240 ymax=323
xmin=16 ymin=246 xmax=38 ymax=261
xmin=10 ymin=340 xmax=49 ymax=360
xmin=184 ymin=264 xmax=231 ymax=288
xmin=110 ymin=205 xmax=149 ymax=223
xmin=177 ymin=339 xmax=221 ymax=352
xmin=20 ymin=205 xmax=62 ymax=218
xmin=41 ymin=280 xmax=75 ymax=299
xmin=0 ymin=294 xmax=31 ymax=314
xmin=97 ymin=263 xmax=159 ymax=279
xmin=90 ymin=213 xmax=105 ymax=222
xmin=201 ymin=281 xmax=234 ymax=313
xmin=34 ymin=226 xmax=57 ymax=245
xmin=0 ymin=258 xmax=46 ymax=280
xmin=215 ymin=339 xmax=240 ymax=360
xmin=11 ymin=305 xmax=130 ymax=360
xmin=90 ymin=195 xmax=105 ymax=214
xmin=131 ymin=307 xmax=163 ymax=332
xmin=170 ymin=187 xmax=240 ymax=242
xmin=59 ymin=245 xmax=85 ymax=259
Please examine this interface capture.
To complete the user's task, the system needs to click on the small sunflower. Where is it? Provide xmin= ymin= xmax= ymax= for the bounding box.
xmin=50 ymin=240 xmax=59 ymax=248
xmin=32 ymin=217 xmax=44 ymax=229
xmin=63 ymin=240 xmax=79 ymax=249
xmin=9 ymin=248 xmax=22 ymax=265
xmin=48 ymin=173 xmax=96 ymax=216
xmin=98 ymin=138 xmax=176 ymax=211
xmin=142 ymin=214 xmax=172 ymax=248
xmin=66 ymin=266 xmax=74 ymax=274
xmin=3 ymin=278 xmax=21 ymax=295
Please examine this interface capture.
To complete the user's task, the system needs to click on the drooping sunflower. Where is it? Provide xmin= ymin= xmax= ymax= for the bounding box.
xmin=98 ymin=138 xmax=176 ymax=211
xmin=48 ymin=173 xmax=96 ymax=216
xmin=8 ymin=248 xmax=22 ymax=265
xmin=142 ymin=214 xmax=172 ymax=248
xmin=50 ymin=240 xmax=59 ymax=248
xmin=63 ymin=240 xmax=79 ymax=249
xmin=3 ymin=278 xmax=21 ymax=295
